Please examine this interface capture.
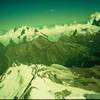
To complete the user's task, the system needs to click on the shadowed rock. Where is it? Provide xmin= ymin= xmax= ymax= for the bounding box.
xmin=0 ymin=43 xmax=9 ymax=75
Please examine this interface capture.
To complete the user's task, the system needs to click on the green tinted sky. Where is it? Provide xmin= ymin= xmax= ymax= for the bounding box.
xmin=0 ymin=0 xmax=100 ymax=31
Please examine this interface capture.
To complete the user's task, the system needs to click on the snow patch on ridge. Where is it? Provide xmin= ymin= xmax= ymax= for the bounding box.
xmin=0 ymin=64 xmax=99 ymax=99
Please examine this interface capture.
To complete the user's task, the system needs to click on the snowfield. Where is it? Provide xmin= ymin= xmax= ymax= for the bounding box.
xmin=0 ymin=64 xmax=99 ymax=99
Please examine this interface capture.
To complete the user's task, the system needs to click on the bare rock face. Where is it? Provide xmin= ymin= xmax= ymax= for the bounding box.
xmin=6 ymin=35 xmax=90 ymax=67
xmin=0 ymin=43 xmax=9 ymax=75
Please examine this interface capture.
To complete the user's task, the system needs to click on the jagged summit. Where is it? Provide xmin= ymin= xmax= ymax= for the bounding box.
xmin=89 ymin=12 xmax=100 ymax=26
xmin=0 ymin=13 xmax=100 ymax=46
xmin=0 ymin=26 xmax=40 ymax=45
xmin=0 ymin=24 xmax=100 ymax=46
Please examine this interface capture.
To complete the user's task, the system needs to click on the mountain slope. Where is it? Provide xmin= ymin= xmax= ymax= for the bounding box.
xmin=0 ymin=64 xmax=100 ymax=99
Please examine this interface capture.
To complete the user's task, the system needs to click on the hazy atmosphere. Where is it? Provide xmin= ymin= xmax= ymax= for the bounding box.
xmin=0 ymin=0 xmax=100 ymax=31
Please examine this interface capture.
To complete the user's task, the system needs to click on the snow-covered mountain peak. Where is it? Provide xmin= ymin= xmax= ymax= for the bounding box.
xmin=89 ymin=12 xmax=100 ymax=26
xmin=0 ymin=23 xmax=100 ymax=46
